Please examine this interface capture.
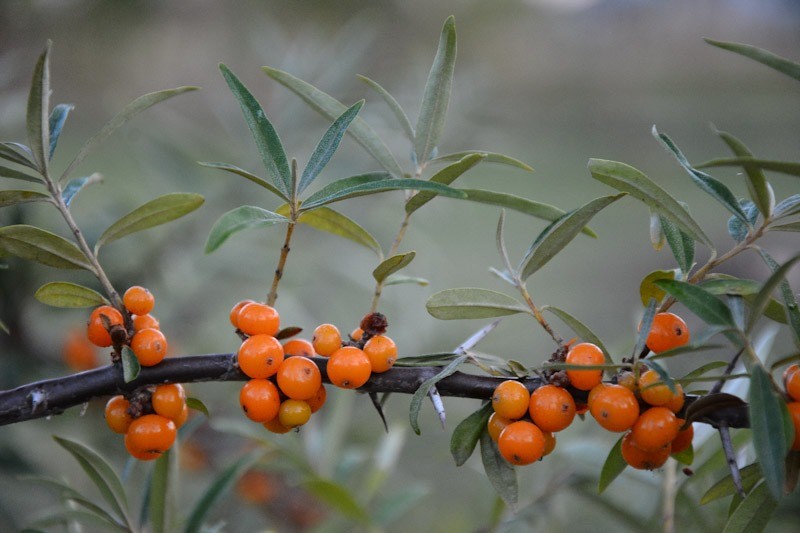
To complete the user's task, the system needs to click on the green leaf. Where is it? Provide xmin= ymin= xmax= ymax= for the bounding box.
xmin=197 ymin=161 xmax=289 ymax=201
xmin=27 ymin=42 xmax=51 ymax=174
xmin=121 ymin=346 xmax=140 ymax=383
xmin=541 ymin=306 xmax=612 ymax=365
xmin=701 ymin=463 xmax=763 ymax=505
xmin=62 ymin=173 xmax=101 ymax=208
xmin=598 ymin=436 xmax=626 ymax=494
xmin=774 ymin=194 xmax=800 ymax=218
xmin=728 ymin=200 xmax=759 ymax=243
xmin=653 ymin=279 xmax=735 ymax=327
xmin=772 ymin=221 xmax=800 ymax=232
xmin=0 ymin=225 xmax=93 ymax=270
xmin=0 ymin=165 xmax=41 ymax=183
xmin=149 ymin=450 xmax=170 ymax=533
xmin=644 ymin=358 xmax=677 ymax=394
xmin=746 ymin=253 xmax=800 ymax=334
xmin=405 ymin=154 xmax=485 ymax=215
xmin=451 ymin=403 xmax=492 ymax=467
xmin=635 ymin=298 xmax=659 ymax=359
xmin=34 ymin=282 xmax=108 ymax=308
xmin=588 ymin=158 xmax=713 ymax=248
xmin=48 ymin=103 xmax=73 ymax=160
xmin=263 ymin=66 xmax=404 ymax=178
xmin=430 ymin=151 xmax=533 ymax=172
xmin=0 ymin=190 xmax=49 ymax=208
xmin=205 ymin=205 xmax=288 ymax=253
xmin=383 ymin=275 xmax=429 ymax=287
xmin=22 ymin=475 xmax=127 ymax=529
xmin=749 ymin=365 xmax=788 ymax=500
xmin=303 ymin=478 xmax=370 ymax=523
xmin=183 ymin=449 xmax=263 ymax=533
xmin=29 ymin=509 xmax=128 ymax=532
xmin=0 ymin=318 xmax=8 ymax=335
xmin=96 ymin=193 xmax=204 ymax=252
xmin=300 ymin=100 xmax=364 ymax=194
xmin=393 ymin=352 xmax=460 ymax=367
xmin=426 ymin=288 xmax=529 ymax=320
xmin=409 ymin=354 xmax=468 ymax=434
xmin=722 ymin=481 xmax=778 ymax=533
xmin=283 ymin=205 xmax=381 ymax=257
xmin=60 ymin=86 xmax=198 ymax=183
xmin=0 ymin=143 xmax=37 ymax=171
xmin=650 ymin=344 xmax=725 ymax=362
xmin=684 ymin=392 xmax=747 ymax=426
xmin=715 ymin=128 xmax=774 ymax=218
xmin=696 ymin=157 xmax=800 ymax=178
xmin=672 ymin=443 xmax=694 ymax=465
xmin=640 ymin=269 xmax=676 ymax=306
xmin=519 ymin=193 xmax=624 ymax=280
xmin=479 ymin=431 xmax=517 ymax=509
xmin=659 ymin=215 xmax=695 ymax=274
xmin=357 ymin=74 xmax=415 ymax=143
xmin=414 ymin=16 xmax=457 ymax=165
xmin=705 ymin=39 xmax=800 ymax=82
xmin=186 ymin=397 xmax=210 ymax=417
xmin=373 ymin=252 xmax=416 ymax=283
xmin=759 ymin=250 xmax=800 ymax=347
xmin=701 ymin=276 xmax=788 ymax=325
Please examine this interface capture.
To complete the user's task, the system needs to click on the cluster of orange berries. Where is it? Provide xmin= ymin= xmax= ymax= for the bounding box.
xmin=783 ymin=364 xmax=800 ymax=451
xmin=104 ymin=383 xmax=188 ymax=460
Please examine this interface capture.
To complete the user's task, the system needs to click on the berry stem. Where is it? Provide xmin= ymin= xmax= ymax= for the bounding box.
xmin=516 ymin=279 xmax=563 ymax=347
xmin=267 ymin=220 xmax=296 ymax=307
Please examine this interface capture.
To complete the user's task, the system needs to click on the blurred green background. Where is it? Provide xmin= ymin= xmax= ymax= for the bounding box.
xmin=1 ymin=0 xmax=800 ymax=531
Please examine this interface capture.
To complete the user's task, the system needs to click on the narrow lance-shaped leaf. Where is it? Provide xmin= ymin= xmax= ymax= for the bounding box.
xmin=276 ymin=204 xmax=382 ymax=257
xmin=634 ymin=298 xmax=658 ymax=359
xmin=774 ymin=194 xmax=800 ymax=218
xmin=696 ymin=158 xmax=800 ymax=178
xmin=747 ymin=253 xmax=800 ymax=334
xmin=426 ymin=288 xmax=530 ymax=320
xmin=0 ymin=225 xmax=93 ymax=270
xmin=48 ymin=103 xmax=74 ymax=160
xmin=0 ymin=143 xmax=37 ymax=171
xmin=205 ymin=206 xmax=289 ymax=253
xmin=598 ymin=436 xmax=627 ymax=493
xmin=62 ymin=173 xmax=101 ymax=208
xmin=302 ymin=478 xmax=370 ymax=524
xmin=541 ymin=305 xmax=612 ymax=364
xmin=759 ymin=249 xmax=800 ymax=348
xmin=96 ymin=193 xmax=204 ymax=252
xmin=121 ymin=346 xmax=141 ymax=383
xmin=357 ymin=74 xmax=415 ymax=143
xmin=705 ymin=38 xmax=800 ymax=82
xmin=373 ymin=251 xmax=415 ymax=283
xmin=700 ymin=463 xmax=763 ymax=505
xmin=149 ymin=450 xmax=171 ymax=533
xmin=722 ymin=481 xmax=778 ymax=533
xmin=35 ymin=281 xmax=108 ymax=308
xmin=480 ymin=432 xmax=518 ymax=508
xmin=772 ymin=221 xmax=800 ymax=233
xmin=405 ymin=154 xmax=485 ymax=215
xmin=0 ymin=164 xmax=42 ymax=183
xmin=0 ymin=190 xmax=50 ymax=208
xmin=654 ymin=279 xmax=736 ymax=328
xmin=749 ymin=365 xmax=788 ymax=500
xmin=384 ymin=275 xmax=429 ymax=287
xmin=27 ymin=41 xmax=51 ymax=174
xmin=451 ymin=403 xmax=492 ymax=467
xmin=198 ymin=161 xmax=288 ymax=201
xmin=431 ymin=151 xmax=533 ymax=172
xmin=714 ymin=127 xmax=774 ymax=218
xmin=409 ymin=354 xmax=468 ymax=434
xmin=659 ymin=215 xmax=695 ymax=275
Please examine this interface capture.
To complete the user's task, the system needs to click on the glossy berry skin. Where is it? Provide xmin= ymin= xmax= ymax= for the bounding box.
xmin=638 ymin=369 xmax=673 ymax=406
xmin=278 ymin=399 xmax=311 ymax=428
xmin=238 ymin=334 xmax=284 ymax=379
xmin=665 ymin=383 xmax=685 ymax=414
xmin=645 ymin=312 xmax=690 ymax=354
xmin=327 ymin=346 xmax=371 ymax=389
xmin=123 ymin=286 xmax=155 ymax=316
xmin=589 ymin=384 xmax=640 ymax=432
xmin=152 ymin=383 xmax=187 ymax=420
xmin=487 ymin=412 xmax=512 ymax=442
xmin=239 ymin=379 xmax=281 ymax=423
xmin=63 ymin=329 xmax=98 ymax=371
xmin=363 ymin=335 xmax=397 ymax=373
xmin=87 ymin=306 xmax=124 ymax=347
xmin=784 ymin=365 xmax=800 ymax=402
xmin=131 ymin=328 xmax=168 ymax=366
xmin=350 ymin=328 xmax=364 ymax=342
xmin=283 ymin=339 xmax=315 ymax=357
xmin=621 ymin=431 xmax=671 ymax=470
xmin=306 ymin=385 xmax=327 ymax=413
xmin=788 ymin=402 xmax=800 ymax=451
xmin=229 ymin=299 xmax=256 ymax=329
xmin=263 ymin=416 xmax=293 ymax=434
xmin=312 ymin=324 xmax=342 ymax=357
xmin=497 ymin=421 xmax=545 ymax=466
xmin=125 ymin=414 xmax=176 ymax=461
xmin=565 ymin=343 xmax=604 ymax=391
xmin=542 ymin=431 xmax=557 ymax=456
xmin=616 ymin=371 xmax=636 ymax=391
xmin=237 ymin=303 xmax=280 ymax=337
xmin=173 ymin=403 xmax=189 ymax=428
xmin=133 ymin=314 xmax=160 ymax=332
xmin=277 ymin=356 xmax=322 ymax=400
xmin=630 ymin=407 xmax=679 ymax=452
xmin=105 ymin=395 xmax=133 ymax=434
xmin=492 ymin=380 xmax=531 ymax=420
xmin=529 ymin=385 xmax=576 ymax=432
xmin=671 ymin=421 xmax=694 ymax=454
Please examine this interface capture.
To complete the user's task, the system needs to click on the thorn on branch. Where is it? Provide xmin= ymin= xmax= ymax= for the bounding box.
xmin=429 ymin=386 xmax=446 ymax=429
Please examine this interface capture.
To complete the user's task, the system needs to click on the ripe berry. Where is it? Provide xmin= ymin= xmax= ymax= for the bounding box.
xmin=123 ymin=286 xmax=155 ymax=316
xmin=236 ymin=470 xmax=277 ymax=505
xmin=263 ymin=416 xmax=293 ymax=434
xmin=131 ymin=328 xmax=169 ymax=367
xmin=529 ymin=385 xmax=576 ymax=432
xmin=589 ymin=384 xmax=640 ymax=432
xmin=363 ymin=335 xmax=397 ymax=373
xmin=645 ymin=312 xmax=690 ymax=354
xmin=788 ymin=402 xmax=800 ymax=451
xmin=616 ymin=371 xmax=636 ymax=391
xmin=105 ymin=395 xmax=133 ymax=434
xmin=312 ymin=324 xmax=342 ymax=356
xmin=492 ymin=380 xmax=531 ymax=420
xmin=238 ymin=303 xmax=280 ymax=337
xmin=283 ymin=339 xmax=315 ymax=357
xmin=152 ymin=383 xmax=187 ymax=420
xmin=784 ymin=365 xmax=800 ymax=402
xmin=630 ymin=407 xmax=679 ymax=452
xmin=63 ymin=329 xmax=98 ymax=371
xmin=487 ymin=412 xmax=512 ymax=442
xmin=125 ymin=414 xmax=176 ymax=461
xmin=497 ymin=420 xmax=545 ymax=466
xmin=278 ymin=399 xmax=312 ymax=428
xmin=565 ymin=343 xmax=604 ymax=390
xmin=350 ymin=328 xmax=364 ymax=342
xmin=671 ymin=420 xmax=694 ymax=454
xmin=621 ymin=431 xmax=671 ymax=470
xmin=173 ymin=403 xmax=190 ymax=428
xmin=238 ymin=334 xmax=285 ymax=379
xmin=229 ymin=299 xmax=256 ymax=329
xmin=239 ymin=379 xmax=281 ymax=423
xmin=327 ymin=346 xmax=371 ymax=389
xmin=542 ymin=431 xmax=557 ymax=456
xmin=665 ymin=383 xmax=685 ymax=414
xmin=86 ymin=305 xmax=124 ymax=348
xmin=277 ymin=356 xmax=322 ymax=400
xmin=639 ymin=369 xmax=673 ymax=407
xmin=306 ymin=385 xmax=327 ymax=413
xmin=133 ymin=313 xmax=160 ymax=332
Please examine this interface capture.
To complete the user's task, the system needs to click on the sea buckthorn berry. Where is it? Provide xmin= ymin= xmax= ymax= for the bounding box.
xmin=133 ymin=313 xmax=160 ymax=332
xmin=497 ymin=420 xmax=545 ymax=466
xmin=173 ymin=403 xmax=190 ymax=428
xmin=621 ymin=431 xmax=671 ymax=470
xmin=788 ymin=402 xmax=800 ymax=451
xmin=616 ymin=371 xmax=636 ymax=391
xmin=645 ymin=312 xmax=690 ymax=354
xmin=665 ymin=383 xmax=685 ymax=414
xmin=263 ymin=416 xmax=293 ymax=434
xmin=123 ymin=286 xmax=155 ymax=316
xmin=492 ymin=380 xmax=531 ymax=420
xmin=152 ymin=384 xmax=187 ymax=420
xmin=131 ymin=328 xmax=169 ymax=366
xmin=587 ymin=382 xmax=608 ymax=405
xmin=575 ymin=402 xmax=589 ymax=416
xmin=239 ymin=379 xmax=281 ymax=423
xmin=784 ymin=365 xmax=800 ymax=402
xmin=238 ymin=334 xmax=285 ymax=379
xmin=277 ymin=356 xmax=322 ymax=400
xmin=63 ymin=329 xmax=98 ymax=371
xmin=283 ymin=339 xmax=315 ymax=357
xmin=630 ymin=407 xmax=679 ymax=452
xmin=671 ymin=420 xmax=694 ymax=454
xmin=237 ymin=303 xmax=280 ymax=337
xmin=639 ymin=369 xmax=673 ymax=406
xmin=278 ymin=399 xmax=312 ymax=428
xmin=327 ymin=346 xmax=372 ymax=389
xmin=306 ymin=385 xmax=327 ymax=413
xmin=589 ymin=384 xmax=640 ymax=432
xmin=565 ymin=343 xmax=605 ymax=390
xmin=363 ymin=335 xmax=397 ymax=373
xmin=229 ymin=299 xmax=256 ymax=329
xmin=312 ymin=324 xmax=342 ymax=356
xmin=529 ymin=385 xmax=576 ymax=432
xmin=543 ymin=431 xmax=557 ymax=456
xmin=87 ymin=305 xmax=124 ymax=347
xmin=487 ymin=412 xmax=512 ymax=442
xmin=104 ymin=395 xmax=133 ymax=434
xmin=350 ymin=328 xmax=364 ymax=342
xmin=124 ymin=414 xmax=177 ymax=461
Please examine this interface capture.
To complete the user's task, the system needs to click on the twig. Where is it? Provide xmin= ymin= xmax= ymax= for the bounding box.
xmin=266 ymin=221 xmax=296 ymax=306
xmin=709 ymin=348 xmax=745 ymax=395
xmin=719 ymin=421 xmax=746 ymax=498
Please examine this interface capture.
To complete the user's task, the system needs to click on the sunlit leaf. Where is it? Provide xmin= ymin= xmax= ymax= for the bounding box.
xmin=0 ymin=225 xmax=93 ymax=270
xmin=197 ymin=161 xmax=288 ymax=201
xmin=598 ymin=436 xmax=626 ymax=493
xmin=34 ymin=281 xmax=108 ymax=308
xmin=654 ymin=279 xmax=735 ymax=327
xmin=714 ymin=128 xmax=774 ymax=217
xmin=480 ymin=431 xmax=517 ymax=508
xmin=749 ymin=365 xmax=788 ymax=500
xmin=430 ymin=151 xmax=533 ymax=172
xmin=640 ymin=270 xmax=676 ymax=306
xmin=672 ymin=443 xmax=694 ymax=465
xmin=705 ymin=38 xmax=800 ymax=82
xmin=426 ymin=288 xmax=529 ymax=320
xmin=48 ymin=103 xmax=73 ymax=160
xmin=121 ymin=346 xmax=140 ymax=383
xmin=26 ymin=41 xmax=51 ymax=174
xmin=722 ymin=481 xmax=778 ymax=533
xmin=0 ymin=190 xmax=49 ymax=208
xmin=409 ymin=354 xmax=468 ymax=434
xmin=357 ymin=74 xmax=414 ymax=143
xmin=373 ymin=252 xmax=416 ymax=283
xmin=701 ymin=463 xmax=763 ymax=505
xmin=205 ymin=205 xmax=288 ymax=253
xmin=451 ymin=403 xmax=492 ymax=467
xmin=303 ymin=478 xmax=370 ymax=523
xmin=696 ymin=157 xmax=800 ymax=178
xmin=405 ymin=154 xmax=485 ymax=215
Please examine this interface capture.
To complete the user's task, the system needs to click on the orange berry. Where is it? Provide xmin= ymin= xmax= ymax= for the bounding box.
xmin=236 ymin=470 xmax=276 ymax=504
xmin=788 ymin=402 xmax=800 ymax=451
xmin=350 ymin=328 xmax=364 ymax=342
xmin=589 ymin=384 xmax=640 ymax=432
xmin=124 ymin=414 xmax=176 ymax=461
xmin=492 ymin=380 xmax=531 ymax=420
xmin=283 ymin=338 xmax=315 ymax=357
xmin=621 ymin=431 xmax=671 ymax=470
xmin=86 ymin=305 xmax=124 ymax=348
xmin=665 ymin=383 xmax=685 ymax=414
xmin=645 ymin=312 xmax=690 ymax=354
xmin=565 ymin=343 xmax=605 ymax=390
xmin=497 ymin=420 xmax=545 ymax=466
xmin=487 ymin=412 xmax=512 ymax=442
xmin=639 ymin=369 xmax=673 ymax=406
xmin=616 ymin=371 xmax=636 ymax=391
xmin=63 ymin=329 xmax=99 ymax=371
xmin=131 ymin=328 xmax=168 ymax=366
xmin=173 ymin=403 xmax=190 ymax=428
xmin=575 ymin=402 xmax=589 ymax=415
xmin=587 ymin=382 xmax=608 ymax=405
xmin=306 ymin=384 xmax=327 ymax=413
xmin=529 ymin=385 xmax=576 ymax=432
xmin=542 ymin=431 xmax=557 ymax=456
xmin=104 ymin=395 xmax=133 ymax=434
xmin=630 ymin=407 xmax=679 ymax=452
xmin=133 ymin=314 xmax=160 ymax=332
xmin=784 ymin=365 xmax=800 ymax=402
xmin=278 ymin=399 xmax=312 ymax=428
xmin=152 ymin=384 xmax=187 ymax=420
xmin=277 ymin=356 xmax=322 ymax=400
xmin=363 ymin=335 xmax=397 ymax=373
xmin=239 ymin=379 xmax=281 ymax=423
xmin=263 ymin=416 xmax=292 ymax=434
xmin=671 ymin=421 xmax=694 ymax=454
xmin=237 ymin=334 xmax=285 ymax=379
xmin=229 ymin=299 xmax=256 ymax=329
xmin=327 ymin=346 xmax=371 ymax=389
xmin=237 ymin=303 xmax=280 ymax=336
xmin=312 ymin=324 xmax=342 ymax=356
xmin=123 ymin=286 xmax=155 ymax=316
